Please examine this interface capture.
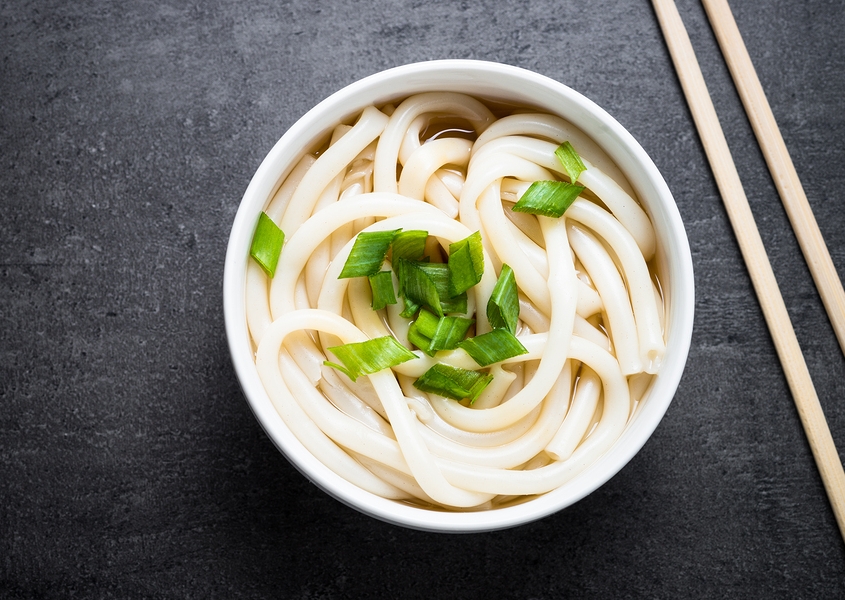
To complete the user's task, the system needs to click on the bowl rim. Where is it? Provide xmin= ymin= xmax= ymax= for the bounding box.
xmin=223 ymin=59 xmax=694 ymax=533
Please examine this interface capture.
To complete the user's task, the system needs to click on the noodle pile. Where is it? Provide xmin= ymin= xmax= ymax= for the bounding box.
xmin=245 ymin=92 xmax=665 ymax=510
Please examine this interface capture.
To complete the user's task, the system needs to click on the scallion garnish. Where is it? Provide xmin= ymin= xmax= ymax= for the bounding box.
xmin=338 ymin=229 xmax=400 ymax=279
xmin=396 ymin=258 xmax=443 ymax=317
xmin=416 ymin=261 xmax=468 ymax=315
xmin=407 ymin=322 xmax=435 ymax=357
xmin=487 ymin=264 xmax=519 ymax=334
xmin=458 ymin=328 xmax=528 ymax=367
xmin=400 ymin=295 xmax=421 ymax=319
xmin=429 ymin=314 xmax=474 ymax=352
xmin=249 ymin=212 xmax=285 ymax=278
xmin=391 ymin=230 xmax=428 ymax=263
xmin=511 ymin=180 xmax=583 ymax=218
xmin=554 ymin=141 xmax=586 ymax=184
xmin=368 ymin=270 xmax=397 ymax=311
xmin=407 ymin=309 xmax=441 ymax=348
xmin=447 ymin=231 xmax=484 ymax=296
xmin=413 ymin=363 xmax=493 ymax=403
xmin=408 ymin=309 xmax=474 ymax=356
xmin=324 ymin=336 xmax=417 ymax=382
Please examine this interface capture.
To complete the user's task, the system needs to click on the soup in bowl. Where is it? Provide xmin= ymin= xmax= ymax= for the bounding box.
xmin=223 ymin=60 xmax=694 ymax=532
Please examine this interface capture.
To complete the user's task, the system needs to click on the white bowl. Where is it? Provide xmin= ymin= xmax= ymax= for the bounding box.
xmin=223 ymin=59 xmax=694 ymax=532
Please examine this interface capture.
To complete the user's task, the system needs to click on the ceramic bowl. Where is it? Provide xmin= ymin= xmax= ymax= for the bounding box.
xmin=223 ymin=59 xmax=694 ymax=532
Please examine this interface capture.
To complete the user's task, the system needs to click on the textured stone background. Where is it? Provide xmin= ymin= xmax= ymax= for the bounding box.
xmin=2 ymin=0 xmax=845 ymax=597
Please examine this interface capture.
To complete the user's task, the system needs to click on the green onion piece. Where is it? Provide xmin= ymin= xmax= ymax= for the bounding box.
xmin=407 ymin=309 xmax=440 ymax=356
xmin=249 ymin=212 xmax=285 ymax=278
xmin=458 ymin=328 xmax=528 ymax=367
xmin=407 ymin=325 xmax=435 ymax=357
xmin=408 ymin=309 xmax=474 ymax=356
xmin=487 ymin=263 xmax=520 ymax=334
xmin=338 ymin=229 xmax=400 ymax=279
xmin=400 ymin=295 xmax=421 ymax=319
xmin=324 ymin=336 xmax=417 ymax=382
xmin=410 ymin=308 xmax=441 ymax=339
xmin=396 ymin=258 xmax=442 ymax=317
xmin=391 ymin=230 xmax=428 ymax=263
xmin=368 ymin=270 xmax=397 ymax=311
xmin=415 ymin=261 xmax=468 ymax=315
xmin=448 ymin=231 xmax=484 ymax=296
xmin=554 ymin=141 xmax=586 ymax=184
xmin=429 ymin=315 xmax=475 ymax=352
xmin=440 ymin=293 xmax=468 ymax=316
xmin=413 ymin=363 xmax=493 ymax=404
xmin=512 ymin=180 xmax=583 ymax=218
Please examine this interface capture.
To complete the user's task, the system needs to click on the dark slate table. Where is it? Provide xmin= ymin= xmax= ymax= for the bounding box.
xmin=3 ymin=0 xmax=844 ymax=597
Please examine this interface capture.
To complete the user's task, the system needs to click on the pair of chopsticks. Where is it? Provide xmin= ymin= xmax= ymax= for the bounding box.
xmin=651 ymin=0 xmax=845 ymax=541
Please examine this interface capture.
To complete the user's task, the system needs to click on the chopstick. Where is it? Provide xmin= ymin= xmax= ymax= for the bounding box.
xmin=701 ymin=0 xmax=845 ymax=361
xmin=650 ymin=0 xmax=845 ymax=541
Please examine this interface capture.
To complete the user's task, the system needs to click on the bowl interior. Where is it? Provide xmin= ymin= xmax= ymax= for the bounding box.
xmin=224 ymin=60 xmax=694 ymax=532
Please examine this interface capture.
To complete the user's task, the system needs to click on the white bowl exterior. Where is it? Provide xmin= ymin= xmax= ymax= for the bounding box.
xmin=224 ymin=60 xmax=694 ymax=532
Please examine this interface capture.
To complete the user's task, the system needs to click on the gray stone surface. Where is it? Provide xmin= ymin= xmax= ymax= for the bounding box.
xmin=2 ymin=0 xmax=844 ymax=597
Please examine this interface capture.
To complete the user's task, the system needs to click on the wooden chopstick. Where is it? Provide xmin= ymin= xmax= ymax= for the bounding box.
xmin=701 ymin=0 xmax=845 ymax=360
xmin=651 ymin=0 xmax=845 ymax=541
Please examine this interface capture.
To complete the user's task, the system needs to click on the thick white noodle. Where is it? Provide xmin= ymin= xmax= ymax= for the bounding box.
xmin=398 ymin=115 xmax=427 ymax=165
xmin=417 ymin=362 xmax=573 ymax=469
xmin=245 ymin=261 xmax=274 ymax=347
xmin=255 ymin=319 xmax=409 ymax=500
xmin=304 ymin=125 xmax=347 ymax=307
xmin=568 ymin=223 xmax=643 ymax=376
xmin=280 ymin=105 xmax=389 ymax=234
xmin=478 ymin=185 xmax=551 ymax=315
xmin=578 ymin=158 xmax=656 ymax=261
xmin=459 ymin=151 xmax=553 ymax=237
xmin=471 ymin=135 xmax=655 ymax=260
xmin=265 ymin=154 xmax=316 ymax=222
xmin=425 ymin=217 xmax=576 ymax=433
xmin=471 ymin=364 xmax=517 ymax=409
xmin=545 ymin=365 xmax=602 ymax=461
xmin=434 ymin=335 xmax=630 ymax=496
xmin=470 ymin=112 xmax=634 ymax=196
xmin=260 ymin=309 xmax=496 ymax=507
xmin=259 ymin=310 xmax=628 ymax=499
xmin=397 ymin=375 xmax=544 ymax=448
xmin=246 ymin=94 xmax=664 ymax=509
xmin=374 ymin=92 xmax=495 ymax=194
xmin=566 ymin=199 xmax=665 ymax=372
xmin=398 ymin=137 xmax=472 ymax=202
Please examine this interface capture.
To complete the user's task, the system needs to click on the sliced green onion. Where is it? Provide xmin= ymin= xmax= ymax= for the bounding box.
xmin=338 ymin=229 xmax=400 ymax=279
xmin=400 ymin=295 xmax=421 ymax=319
xmin=324 ymin=336 xmax=417 ymax=382
xmin=429 ymin=315 xmax=474 ymax=352
xmin=249 ymin=212 xmax=285 ymax=278
xmin=458 ymin=328 xmax=528 ymax=367
xmin=441 ymin=293 xmax=468 ymax=315
xmin=409 ymin=308 xmax=441 ymax=339
xmin=416 ymin=261 xmax=468 ymax=315
xmin=407 ymin=309 xmax=440 ymax=355
xmin=368 ymin=270 xmax=396 ymax=311
xmin=487 ymin=263 xmax=520 ymax=334
xmin=391 ymin=230 xmax=428 ymax=263
xmin=408 ymin=309 xmax=474 ymax=356
xmin=555 ymin=141 xmax=586 ymax=184
xmin=407 ymin=324 xmax=435 ymax=356
xmin=396 ymin=258 xmax=442 ymax=317
xmin=413 ymin=363 xmax=493 ymax=403
xmin=512 ymin=180 xmax=583 ymax=218
xmin=448 ymin=231 xmax=484 ymax=296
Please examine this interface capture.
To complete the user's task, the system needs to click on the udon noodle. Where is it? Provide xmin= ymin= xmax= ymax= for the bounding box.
xmin=245 ymin=92 xmax=665 ymax=510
